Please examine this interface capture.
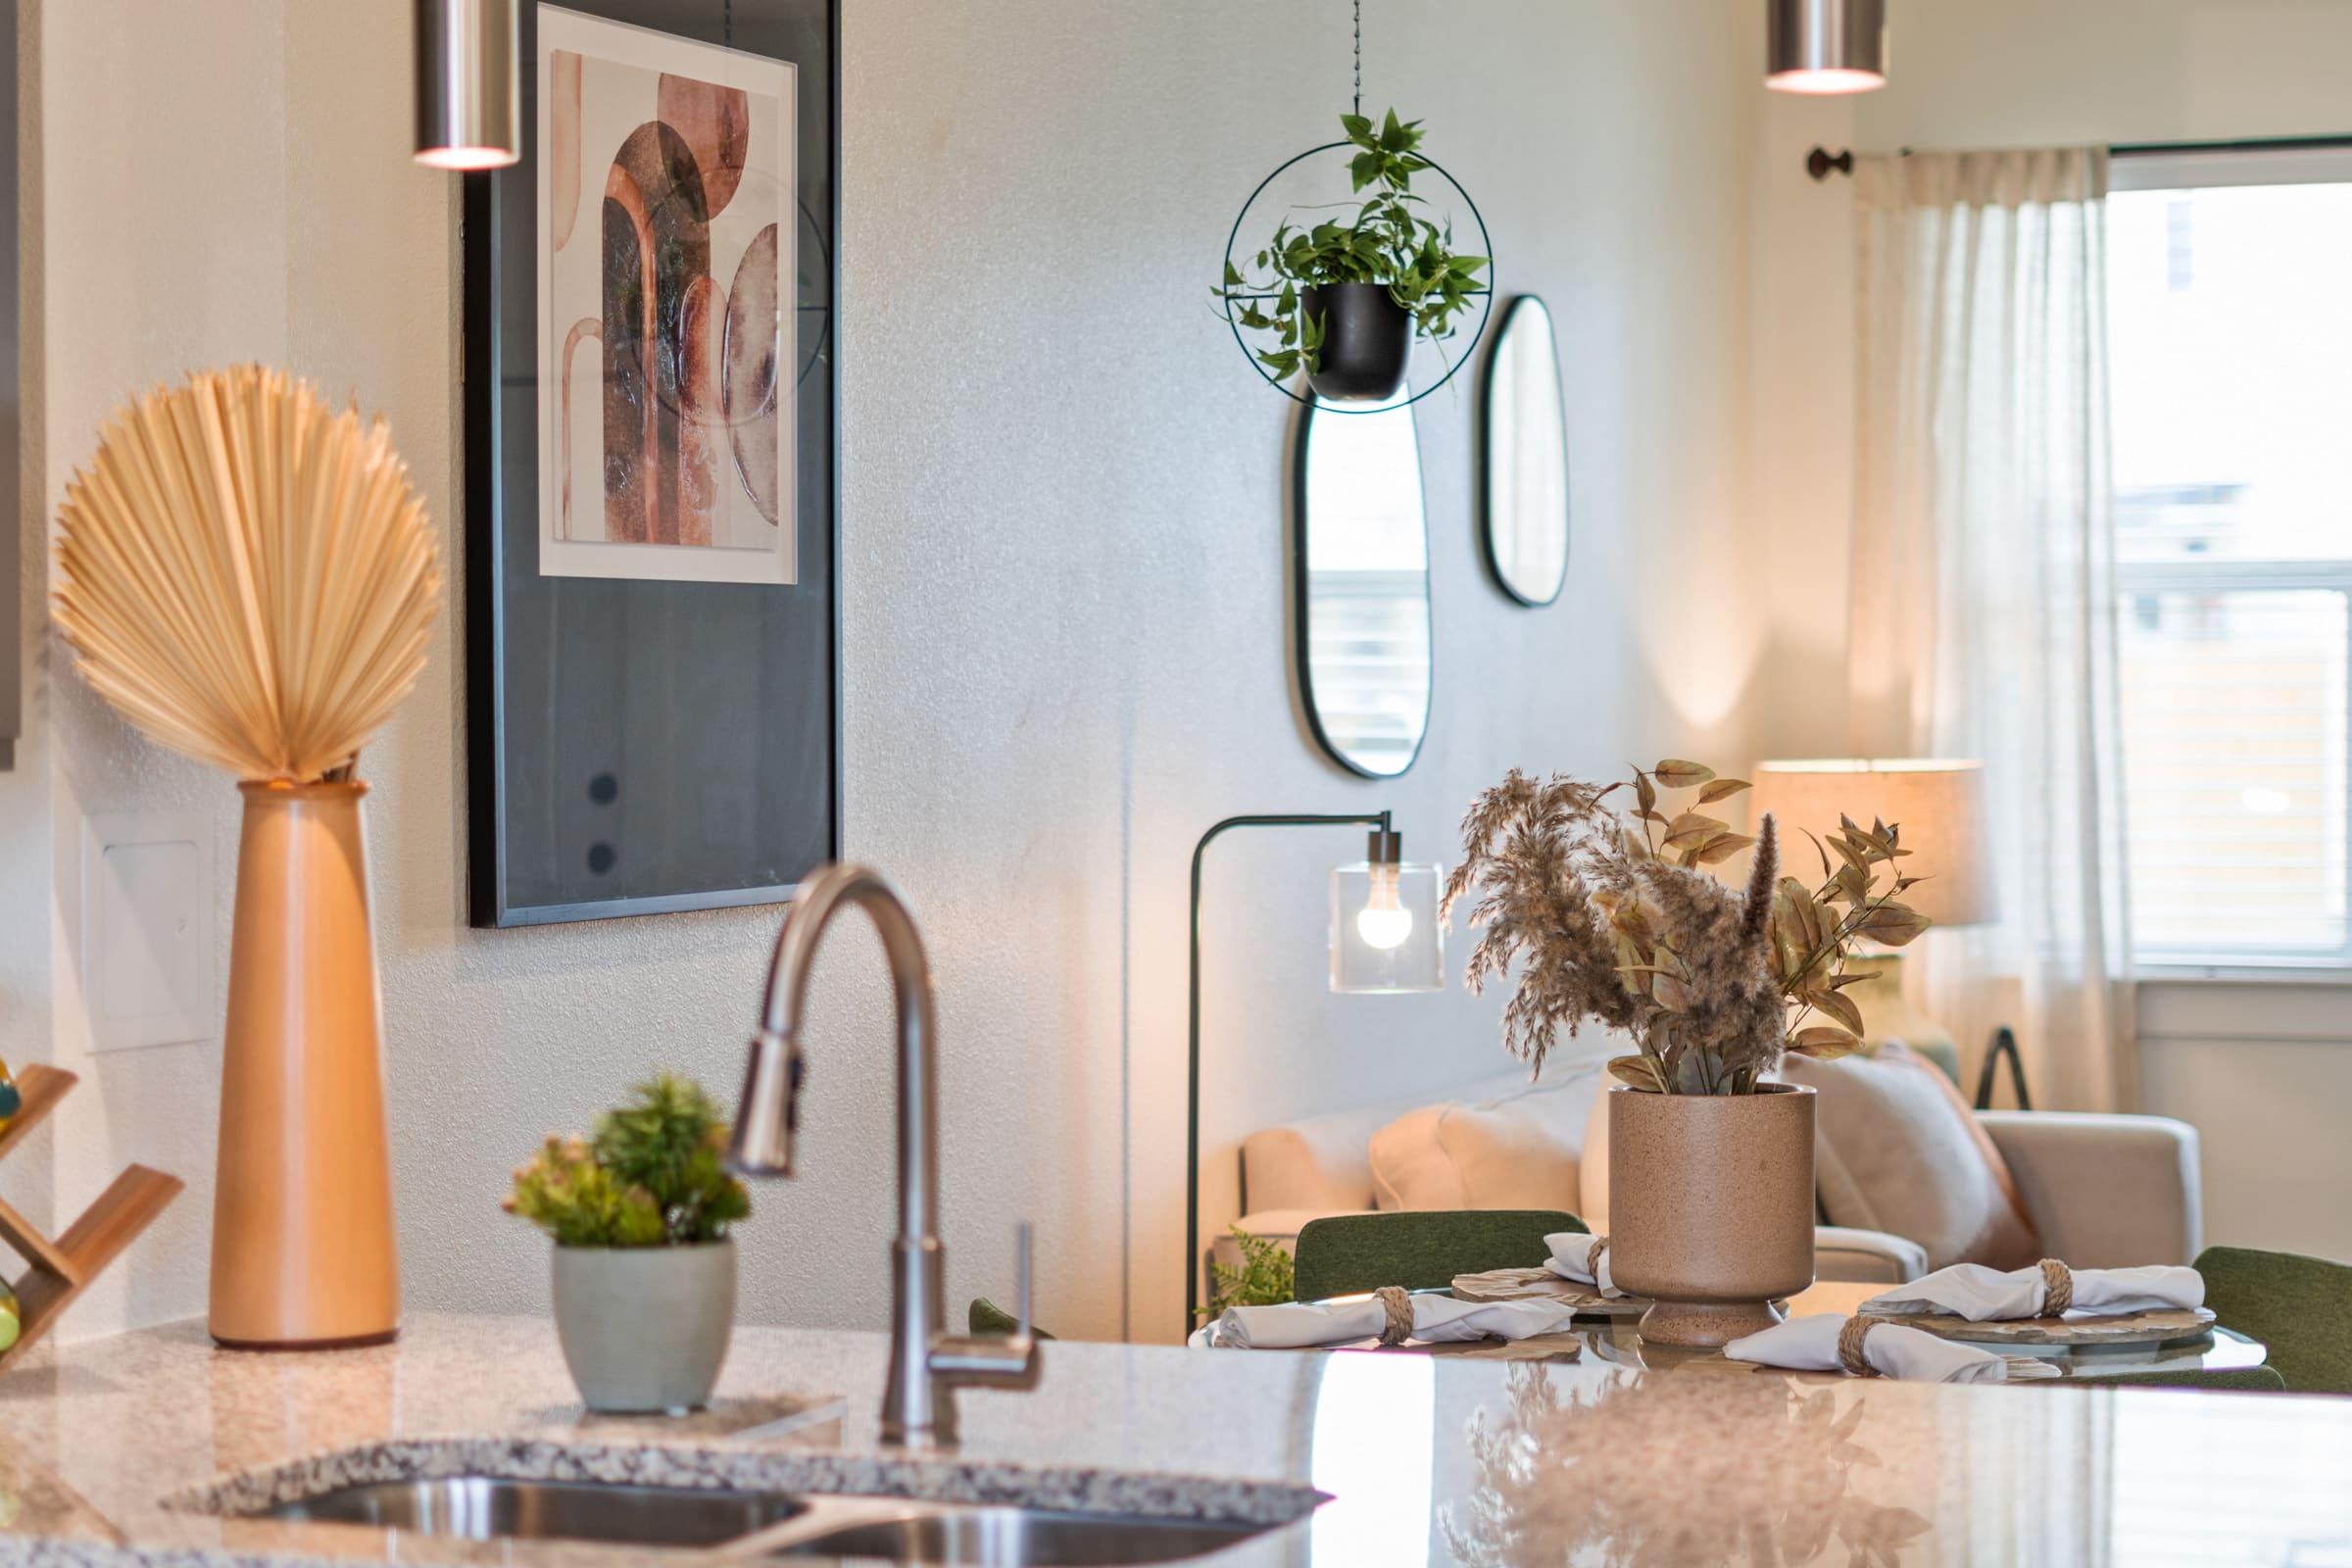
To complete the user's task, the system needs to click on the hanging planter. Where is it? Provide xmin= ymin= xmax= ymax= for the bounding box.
xmin=1298 ymin=282 xmax=1412 ymax=403
xmin=1217 ymin=107 xmax=1493 ymax=407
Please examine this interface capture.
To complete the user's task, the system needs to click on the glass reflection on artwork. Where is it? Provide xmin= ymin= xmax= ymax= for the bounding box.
xmin=1298 ymin=387 xmax=1434 ymax=777
xmin=1482 ymin=296 xmax=1569 ymax=606
xmin=536 ymin=5 xmax=796 ymax=585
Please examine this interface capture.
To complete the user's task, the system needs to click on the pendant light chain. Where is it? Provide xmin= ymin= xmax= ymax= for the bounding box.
xmin=1351 ymin=0 xmax=1361 ymax=118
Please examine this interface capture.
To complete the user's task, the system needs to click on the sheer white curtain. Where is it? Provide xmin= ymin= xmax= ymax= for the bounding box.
xmin=1847 ymin=149 xmax=2137 ymax=1112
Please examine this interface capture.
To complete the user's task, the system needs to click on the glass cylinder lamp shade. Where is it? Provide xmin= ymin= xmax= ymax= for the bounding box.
xmin=1766 ymin=0 xmax=1887 ymax=95
xmin=1330 ymin=859 xmax=1445 ymax=993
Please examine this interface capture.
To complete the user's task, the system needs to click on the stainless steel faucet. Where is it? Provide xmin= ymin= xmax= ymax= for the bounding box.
xmin=729 ymin=863 xmax=1041 ymax=1447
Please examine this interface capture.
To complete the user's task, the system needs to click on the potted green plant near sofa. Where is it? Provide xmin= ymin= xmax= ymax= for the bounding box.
xmin=1214 ymin=108 xmax=1488 ymax=403
xmin=1446 ymin=761 xmax=1932 ymax=1346
xmin=507 ymin=1073 xmax=751 ymax=1413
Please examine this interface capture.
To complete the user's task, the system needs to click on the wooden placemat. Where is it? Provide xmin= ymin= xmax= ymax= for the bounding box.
xmin=1857 ymin=1304 xmax=2217 ymax=1349
xmin=1450 ymin=1266 xmax=1647 ymax=1316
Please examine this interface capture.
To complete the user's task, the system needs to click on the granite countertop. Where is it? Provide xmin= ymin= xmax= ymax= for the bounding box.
xmin=0 ymin=1311 xmax=2345 ymax=1567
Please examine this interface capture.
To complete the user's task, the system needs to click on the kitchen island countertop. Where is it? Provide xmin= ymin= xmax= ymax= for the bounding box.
xmin=0 ymin=1311 xmax=2343 ymax=1567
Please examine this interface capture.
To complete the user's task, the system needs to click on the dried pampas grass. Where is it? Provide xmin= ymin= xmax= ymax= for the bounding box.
xmin=53 ymin=366 xmax=443 ymax=783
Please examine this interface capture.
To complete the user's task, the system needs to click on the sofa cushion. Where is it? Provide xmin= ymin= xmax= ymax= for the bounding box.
xmin=1578 ymin=1083 xmax=1613 ymax=1233
xmin=1240 ymin=1070 xmax=1536 ymax=1214
xmin=1240 ymin=1055 xmax=1612 ymax=1215
xmin=1368 ymin=1100 xmax=1581 ymax=1212
xmin=1782 ymin=1041 xmax=2041 ymax=1271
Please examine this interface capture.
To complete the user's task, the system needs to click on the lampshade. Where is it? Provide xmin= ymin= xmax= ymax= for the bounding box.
xmin=1749 ymin=760 xmax=1993 ymax=928
xmin=1766 ymin=0 xmax=1887 ymax=95
xmin=415 ymin=0 xmax=519 ymax=170
xmin=1329 ymin=849 xmax=1445 ymax=993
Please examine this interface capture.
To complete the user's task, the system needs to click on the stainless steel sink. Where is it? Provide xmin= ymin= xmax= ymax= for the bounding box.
xmin=247 ymin=1476 xmax=1294 ymax=1564
xmin=764 ymin=1502 xmax=1269 ymax=1565
xmin=257 ymin=1476 xmax=808 ymax=1547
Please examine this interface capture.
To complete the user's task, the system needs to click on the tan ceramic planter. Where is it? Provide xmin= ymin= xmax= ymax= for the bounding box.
xmin=1607 ymin=1083 xmax=1816 ymax=1348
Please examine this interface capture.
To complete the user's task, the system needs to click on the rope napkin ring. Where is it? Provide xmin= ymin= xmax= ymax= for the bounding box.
xmin=2037 ymin=1258 xmax=2074 ymax=1315
xmin=1837 ymin=1314 xmax=1885 ymax=1377
xmin=1374 ymin=1286 xmax=1415 ymax=1346
xmin=1586 ymin=1236 xmax=1609 ymax=1279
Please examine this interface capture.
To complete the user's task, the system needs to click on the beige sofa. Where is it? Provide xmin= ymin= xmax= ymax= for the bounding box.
xmin=1223 ymin=1058 xmax=2202 ymax=1287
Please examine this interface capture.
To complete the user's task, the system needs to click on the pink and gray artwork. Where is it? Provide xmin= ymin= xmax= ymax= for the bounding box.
xmin=538 ymin=9 xmax=795 ymax=585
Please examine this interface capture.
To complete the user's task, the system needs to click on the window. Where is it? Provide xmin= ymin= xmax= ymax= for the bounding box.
xmin=2107 ymin=149 xmax=2352 ymax=967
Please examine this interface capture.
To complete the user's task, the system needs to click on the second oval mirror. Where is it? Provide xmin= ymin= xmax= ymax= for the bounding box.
xmin=1481 ymin=296 xmax=1570 ymax=607
xmin=1294 ymin=386 xmax=1433 ymax=778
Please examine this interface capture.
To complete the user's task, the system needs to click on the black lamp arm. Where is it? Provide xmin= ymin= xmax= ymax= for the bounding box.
xmin=1185 ymin=810 xmax=1393 ymax=1336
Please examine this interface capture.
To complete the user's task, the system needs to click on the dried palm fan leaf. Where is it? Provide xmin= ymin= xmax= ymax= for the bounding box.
xmin=53 ymin=366 xmax=443 ymax=783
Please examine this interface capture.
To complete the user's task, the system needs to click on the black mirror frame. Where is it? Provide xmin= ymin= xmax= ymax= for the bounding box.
xmin=1290 ymin=390 xmax=1435 ymax=780
xmin=1477 ymin=293 xmax=1570 ymax=610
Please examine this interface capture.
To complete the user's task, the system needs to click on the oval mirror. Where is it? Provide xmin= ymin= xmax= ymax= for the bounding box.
xmin=1294 ymin=386 xmax=1433 ymax=778
xmin=1480 ymin=296 xmax=1569 ymax=606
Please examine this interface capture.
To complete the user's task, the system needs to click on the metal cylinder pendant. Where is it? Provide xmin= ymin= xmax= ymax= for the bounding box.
xmin=1766 ymin=0 xmax=1887 ymax=95
xmin=415 ymin=0 xmax=519 ymax=170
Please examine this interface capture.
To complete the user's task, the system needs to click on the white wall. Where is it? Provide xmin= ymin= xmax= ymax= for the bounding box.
xmin=1749 ymin=0 xmax=2352 ymax=1262
xmin=11 ymin=0 xmax=1778 ymax=1347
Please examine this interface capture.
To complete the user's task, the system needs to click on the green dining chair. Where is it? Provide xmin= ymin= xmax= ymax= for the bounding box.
xmin=2193 ymin=1245 xmax=2352 ymax=1395
xmin=967 ymin=1298 xmax=1057 ymax=1342
xmin=1292 ymin=1210 xmax=1587 ymax=1302
xmin=2041 ymin=1366 xmax=2287 ymax=1394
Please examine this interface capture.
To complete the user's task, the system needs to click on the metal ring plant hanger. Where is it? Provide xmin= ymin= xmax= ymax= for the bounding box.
xmin=1217 ymin=0 xmax=1495 ymax=414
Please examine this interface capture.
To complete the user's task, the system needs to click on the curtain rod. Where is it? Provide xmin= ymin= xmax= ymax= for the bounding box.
xmin=1808 ymin=133 xmax=2352 ymax=179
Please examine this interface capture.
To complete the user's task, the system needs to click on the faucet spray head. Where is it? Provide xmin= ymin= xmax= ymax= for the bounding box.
xmin=728 ymin=1028 xmax=803 ymax=1178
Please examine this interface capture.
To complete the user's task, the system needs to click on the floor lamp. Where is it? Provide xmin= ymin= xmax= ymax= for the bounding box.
xmin=1185 ymin=811 xmax=1444 ymax=1334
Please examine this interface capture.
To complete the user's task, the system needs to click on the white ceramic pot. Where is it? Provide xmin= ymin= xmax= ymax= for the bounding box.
xmin=551 ymin=1240 xmax=736 ymax=1413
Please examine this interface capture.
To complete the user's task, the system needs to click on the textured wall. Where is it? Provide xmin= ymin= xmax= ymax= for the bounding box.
xmin=19 ymin=0 xmax=1773 ymax=1347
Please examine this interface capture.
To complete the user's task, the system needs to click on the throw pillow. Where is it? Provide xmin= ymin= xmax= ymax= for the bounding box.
xmin=1781 ymin=1041 xmax=2041 ymax=1271
xmin=1368 ymin=1100 xmax=1581 ymax=1213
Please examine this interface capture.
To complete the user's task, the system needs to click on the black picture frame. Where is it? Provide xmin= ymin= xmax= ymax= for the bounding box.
xmin=464 ymin=0 xmax=841 ymax=928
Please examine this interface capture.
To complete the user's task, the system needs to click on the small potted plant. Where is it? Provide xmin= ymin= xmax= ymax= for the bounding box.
xmin=1446 ymin=762 xmax=1931 ymax=1346
xmin=1215 ymin=108 xmax=1489 ymax=403
xmin=506 ymin=1073 xmax=751 ymax=1413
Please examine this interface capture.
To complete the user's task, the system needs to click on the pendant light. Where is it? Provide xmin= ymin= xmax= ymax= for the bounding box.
xmin=1766 ymin=0 xmax=1887 ymax=95
xmin=415 ymin=0 xmax=519 ymax=170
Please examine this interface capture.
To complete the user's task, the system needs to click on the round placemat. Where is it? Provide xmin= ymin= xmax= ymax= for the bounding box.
xmin=1858 ymin=1304 xmax=2217 ymax=1349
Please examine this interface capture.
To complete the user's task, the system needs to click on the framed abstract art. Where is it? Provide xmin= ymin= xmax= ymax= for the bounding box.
xmin=465 ymin=0 xmax=839 ymax=927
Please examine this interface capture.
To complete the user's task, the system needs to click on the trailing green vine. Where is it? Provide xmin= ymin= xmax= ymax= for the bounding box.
xmin=1215 ymin=109 xmax=1489 ymax=381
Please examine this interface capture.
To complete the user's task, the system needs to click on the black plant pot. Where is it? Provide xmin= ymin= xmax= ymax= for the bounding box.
xmin=1301 ymin=283 xmax=1411 ymax=404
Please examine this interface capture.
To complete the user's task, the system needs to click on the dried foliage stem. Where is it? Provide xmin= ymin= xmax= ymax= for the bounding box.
xmin=53 ymin=367 xmax=443 ymax=784
xmin=1444 ymin=760 xmax=1934 ymax=1095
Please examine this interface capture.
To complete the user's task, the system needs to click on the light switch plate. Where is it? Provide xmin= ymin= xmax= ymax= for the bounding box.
xmin=81 ymin=811 xmax=215 ymax=1052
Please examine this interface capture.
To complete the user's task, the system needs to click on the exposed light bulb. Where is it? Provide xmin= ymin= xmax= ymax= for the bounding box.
xmin=1356 ymin=873 xmax=1413 ymax=951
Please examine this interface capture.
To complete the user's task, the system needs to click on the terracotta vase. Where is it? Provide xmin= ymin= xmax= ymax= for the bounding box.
xmin=1607 ymin=1082 xmax=1816 ymax=1348
xmin=210 ymin=779 xmax=400 ymax=1349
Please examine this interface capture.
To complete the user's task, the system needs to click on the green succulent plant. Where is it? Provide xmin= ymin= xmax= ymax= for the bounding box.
xmin=506 ymin=1073 xmax=751 ymax=1248
xmin=1213 ymin=108 xmax=1490 ymax=382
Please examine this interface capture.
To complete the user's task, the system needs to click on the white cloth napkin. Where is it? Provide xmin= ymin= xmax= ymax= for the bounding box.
xmin=1201 ymin=1294 xmax=1578 ymax=1350
xmin=1864 ymin=1262 xmax=2204 ymax=1323
xmin=1543 ymin=1231 xmax=1623 ymax=1297
xmin=1727 ymin=1313 xmax=2061 ymax=1384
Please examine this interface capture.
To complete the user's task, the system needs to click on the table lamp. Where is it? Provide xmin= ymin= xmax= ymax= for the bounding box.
xmin=1186 ymin=810 xmax=1444 ymax=1331
xmin=1749 ymin=760 xmax=1992 ymax=1083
